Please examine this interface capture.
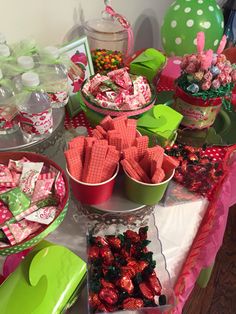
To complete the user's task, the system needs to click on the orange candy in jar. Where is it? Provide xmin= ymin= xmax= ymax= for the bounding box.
xmin=83 ymin=3 xmax=133 ymax=73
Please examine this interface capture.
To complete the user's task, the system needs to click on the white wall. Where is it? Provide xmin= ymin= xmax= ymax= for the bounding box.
xmin=0 ymin=0 xmax=173 ymax=49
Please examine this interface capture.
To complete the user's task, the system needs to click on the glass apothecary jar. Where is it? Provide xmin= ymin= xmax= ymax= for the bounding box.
xmin=83 ymin=13 xmax=129 ymax=73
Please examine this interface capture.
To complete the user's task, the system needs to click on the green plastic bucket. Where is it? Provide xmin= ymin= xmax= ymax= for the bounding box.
xmin=123 ymin=169 xmax=175 ymax=205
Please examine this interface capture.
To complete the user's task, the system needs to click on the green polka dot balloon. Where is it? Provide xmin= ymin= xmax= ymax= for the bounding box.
xmin=161 ymin=0 xmax=224 ymax=56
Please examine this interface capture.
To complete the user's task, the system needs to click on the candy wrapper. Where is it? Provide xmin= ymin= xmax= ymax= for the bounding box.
xmin=0 ymin=187 xmax=30 ymax=217
xmin=25 ymin=206 xmax=57 ymax=225
xmin=0 ymin=154 xmax=67 ymax=250
xmin=82 ymin=68 xmax=152 ymax=111
xmin=54 ymin=173 xmax=66 ymax=202
xmin=0 ymin=200 xmax=13 ymax=225
xmin=8 ymin=157 xmax=29 ymax=173
xmin=31 ymin=178 xmax=54 ymax=203
xmin=19 ymin=162 xmax=43 ymax=196
xmin=3 ymin=219 xmax=41 ymax=244
xmin=0 ymin=165 xmax=13 ymax=183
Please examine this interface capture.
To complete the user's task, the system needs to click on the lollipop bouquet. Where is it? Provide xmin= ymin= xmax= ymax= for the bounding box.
xmin=174 ymin=32 xmax=236 ymax=129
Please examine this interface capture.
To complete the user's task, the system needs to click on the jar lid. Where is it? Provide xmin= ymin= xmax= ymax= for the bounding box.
xmin=17 ymin=56 xmax=34 ymax=70
xmin=0 ymin=44 xmax=10 ymax=57
xmin=22 ymin=72 xmax=40 ymax=87
xmin=84 ymin=16 xmax=126 ymax=34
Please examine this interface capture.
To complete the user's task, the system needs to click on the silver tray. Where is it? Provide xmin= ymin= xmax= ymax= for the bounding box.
xmin=77 ymin=174 xmax=154 ymax=225
xmin=0 ymin=108 xmax=65 ymax=153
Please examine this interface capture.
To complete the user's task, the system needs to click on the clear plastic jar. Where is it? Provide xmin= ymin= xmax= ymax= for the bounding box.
xmin=83 ymin=13 xmax=128 ymax=73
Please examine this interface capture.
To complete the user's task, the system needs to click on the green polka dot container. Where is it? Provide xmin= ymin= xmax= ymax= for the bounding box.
xmin=161 ymin=0 xmax=224 ymax=56
xmin=0 ymin=152 xmax=69 ymax=256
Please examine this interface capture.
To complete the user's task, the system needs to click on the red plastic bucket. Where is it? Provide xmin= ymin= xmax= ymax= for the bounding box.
xmin=67 ymin=164 xmax=119 ymax=205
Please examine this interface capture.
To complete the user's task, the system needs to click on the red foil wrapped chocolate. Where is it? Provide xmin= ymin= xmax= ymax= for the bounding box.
xmin=88 ymin=227 xmax=163 ymax=312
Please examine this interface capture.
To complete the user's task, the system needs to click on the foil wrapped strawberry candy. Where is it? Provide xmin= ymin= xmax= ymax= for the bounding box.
xmin=88 ymin=227 xmax=167 ymax=312
xmin=165 ymin=144 xmax=226 ymax=200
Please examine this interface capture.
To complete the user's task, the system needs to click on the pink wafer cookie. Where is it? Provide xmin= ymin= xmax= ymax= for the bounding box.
xmin=100 ymin=116 xmax=113 ymax=131
xmin=123 ymin=147 xmax=139 ymax=161
xmin=121 ymin=159 xmax=142 ymax=181
xmin=68 ymin=136 xmax=85 ymax=149
xmin=126 ymin=119 xmax=137 ymax=146
xmin=139 ymin=155 xmax=151 ymax=177
xmin=151 ymin=168 xmax=165 ymax=184
xmin=64 ymin=149 xmax=83 ymax=180
xmin=109 ymin=135 xmax=123 ymax=151
xmin=101 ymin=147 xmax=120 ymax=181
xmin=97 ymin=139 xmax=109 ymax=146
xmin=112 ymin=116 xmax=129 ymax=149
xmin=85 ymin=143 xmax=108 ymax=183
xmin=92 ymin=128 xmax=104 ymax=139
xmin=96 ymin=125 xmax=107 ymax=138
xmin=127 ymin=158 xmax=150 ymax=183
xmin=135 ymin=136 xmax=149 ymax=159
xmin=82 ymin=146 xmax=92 ymax=181
xmin=162 ymin=155 xmax=179 ymax=173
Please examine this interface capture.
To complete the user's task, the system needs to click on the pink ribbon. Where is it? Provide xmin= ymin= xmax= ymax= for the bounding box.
xmin=105 ymin=5 xmax=134 ymax=59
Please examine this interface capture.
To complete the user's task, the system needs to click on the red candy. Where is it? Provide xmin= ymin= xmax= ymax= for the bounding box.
xmin=89 ymin=293 xmax=101 ymax=309
xmin=121 ymin=266 xmax=136 ymax=278
xmin=88 ymin=246 xmax=100 ymax=261
xmin=88 ymin=227 xmax=163 ymax=312
xmin=100 ymin=278 xmax=116 ymax=289
xmin=139 ymin=282 xmax=154 ymax=300
xmin=95 ymin=236 xmax=109 ymax=247
xmin=99 ymin=287 xmax=118 ymax=305
xmin=123 ymin=297 xmax=144 ymax=310
xmin=148 ymin=272 xmax=162 ymax=296
xmin=106 ymin=236 xmax=121 ymax=250
xmin=119 ymin=275 xmax=134 ymax=294
xmin=100 ymin=246 xmax=114 ymax=265
xmin=124 ymin=230 xmax=140 ymax=243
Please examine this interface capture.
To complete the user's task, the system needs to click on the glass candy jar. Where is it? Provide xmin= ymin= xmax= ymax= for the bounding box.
xmin=83 ymin=11 xmax=130 ymax=73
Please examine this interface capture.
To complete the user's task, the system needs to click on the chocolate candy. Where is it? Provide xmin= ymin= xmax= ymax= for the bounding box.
xmin=88 ymin=227 xmax=163 ymax=312
xmin=100 ymin=278 xmax=116 ymax=289
xmin=139 ymin=282 xmax=154 ymax=300
xmin=119 ymin=275 xmax=134 ymax=294
xmin=100 ymin=246 xmax=114 ymax=265
xmin=99 ymin=287 xmax=118 ymax=305
xmin=106 ymin=236 xmax=121 ymax=250
xmin=88 ymin=246 xmax=100 ymax=261
xmin=124 ymin=230 xmax=140 ymax=243
xmin=148 ymin=272 xmax=162 ymax=296
xmin=123 ymin=297 xmax=144 ymax=310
